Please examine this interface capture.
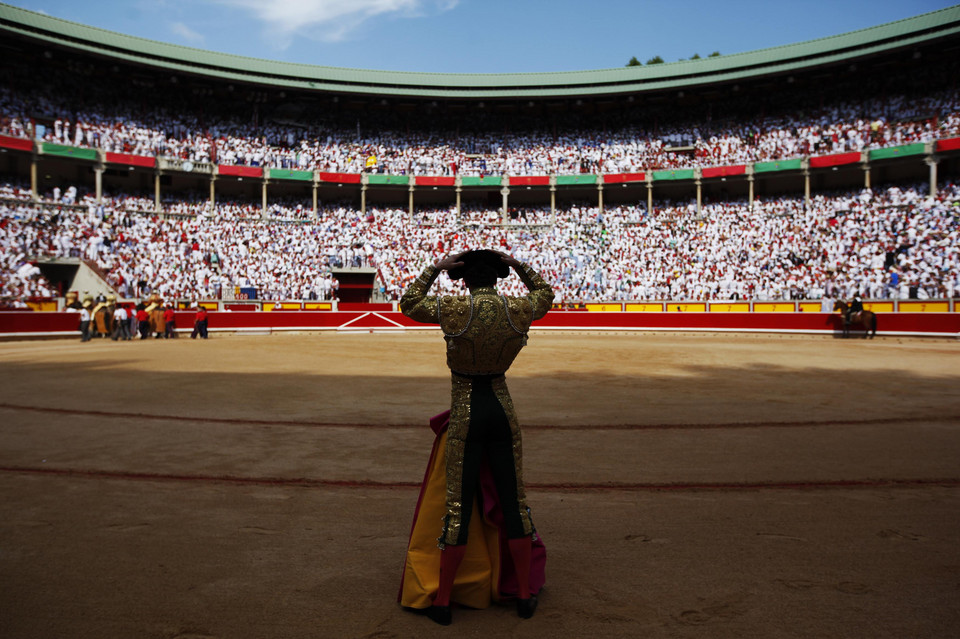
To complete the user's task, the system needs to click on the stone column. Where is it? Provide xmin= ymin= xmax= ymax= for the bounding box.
xmin=597 ymin=177 xmax=604 ymax=214
xmin=209 ymin=174 xmax=216 ymax=210
xmin=30 ymin=152 xmax=39 ymax=201
xmin=154 ymin=170 xmax=162 ymax=213
xmin=803 ymin=166 xmax=810 ymax=210
xmin=695 ymin=169 xmax=702 ymax=216
xmin=94 ymin=163 xmax=104 ymax=203
xmin=312 ymin=176 xmax=318 ymax=221
xmin=361 ymin=174 xmax=368 ymax=216
xmin=550 ymin=177 xmax=556 ymax=222
xmin=408 ymin=181 xmax=415 ymax=220
xmin=261 ymin=175 xmax=268 ymax=220
xmin=926 ymin=155 xmax=939 ymax=198
xmin=501 ymin=182 xmax=510 ymax=224
xmin=455 ymin=180 xmax=462 ymax=219
xmin=646 ymin=176 xmax=653 ymax=217
xmin=747 ymin=171 xmax=755 ymax=212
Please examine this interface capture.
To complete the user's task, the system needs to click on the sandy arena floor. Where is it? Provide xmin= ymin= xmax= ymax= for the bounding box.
xmin=1 ymin=330 xmax=959 ymax=638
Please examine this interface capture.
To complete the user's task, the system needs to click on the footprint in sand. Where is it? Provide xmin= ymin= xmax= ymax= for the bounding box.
xmin=775 ymin=579 xmax=871 ymax=594
xmin=239 ymin=526 xmax=281 ymax=535
xmin=104 ymin=522 xmax=152 ymax=532
xmin=877 ymin=528 xmax=924 ymax=541
xmin=675 ymin=600 xmax=748 ymax=625
xmin=624 ymin=533 xmax=652 ymax=542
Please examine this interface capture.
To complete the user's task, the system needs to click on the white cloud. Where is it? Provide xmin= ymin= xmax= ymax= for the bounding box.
xmin=210 ymin=0 xmax=459 ymax=43
xmin=170 ymin=21 xmax=205 ymax=44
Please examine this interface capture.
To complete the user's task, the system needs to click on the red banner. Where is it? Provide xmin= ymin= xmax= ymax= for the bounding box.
xmin=510 ymin=176 xmax=550 ymax=186
xmin=936 ymin=137 xmax=960 ymax=152
xmin=603 ymin=172 xmax=646 ymax=184
xmin=415 ymin=176 xmax=456 ymax=187
xmin=809 ymin=152 xmax=861 ymax=168
xmin=218 ymin=165 xmax=263 ymax=178
xmin=319 ymin=172 xmax=362 ymax=184
xmin=0 ymin=134 xmax=33 ymax=152
xmin=701 ymin=165 xmax=746 ymax=179
xmin=105 ymin=152 xmax=155 ymax=168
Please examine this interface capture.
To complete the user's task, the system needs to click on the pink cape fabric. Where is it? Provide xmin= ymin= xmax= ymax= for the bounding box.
xmin=398 ymin=410 xmax=546 ymax=608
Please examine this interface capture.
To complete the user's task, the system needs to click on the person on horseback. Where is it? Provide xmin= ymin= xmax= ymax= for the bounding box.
xmin=847 ymin=292 xmax=864 ymax=325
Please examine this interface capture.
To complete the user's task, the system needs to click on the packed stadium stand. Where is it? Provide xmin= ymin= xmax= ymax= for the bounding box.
xmin=0 ymin=3 xmax=958 ymax=313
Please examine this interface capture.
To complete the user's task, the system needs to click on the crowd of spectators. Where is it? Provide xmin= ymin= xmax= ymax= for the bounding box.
xmin=2 ymin=180 xmax=956 ymax=306
xmin=2 ymin=53 xmax=960 ymax=179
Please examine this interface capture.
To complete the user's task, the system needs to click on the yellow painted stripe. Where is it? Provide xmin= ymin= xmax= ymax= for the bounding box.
xmin=798 ymin=302 xmax=822 ymax=313
xmin=864 ymin=302 xmax=894 ymax=313
xmin=710 ymin=303 xmax=750 ymax=313
xmin=585 ymin=303 xmax=622 ymax=312
xmin=754 ymin=303 xmax=796 ymax=313
xmin=898 ymin=301 xmax=949 ymax=313
xmin=625 ymin=303 xmax=664 ymax=312
xmin=303 ymin=302 xmax=333 ymax=311
xmin=668 ymin=303 xmax=706 ymax=313
xmin=26 ymin=301 xmax=58 ymax=312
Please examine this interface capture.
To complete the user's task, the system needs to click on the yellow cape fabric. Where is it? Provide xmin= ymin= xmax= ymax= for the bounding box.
xmin=399 ymin=430 xmax=503 ymax=610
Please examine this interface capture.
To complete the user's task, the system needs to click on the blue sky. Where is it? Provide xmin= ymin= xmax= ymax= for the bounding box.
xmin=6 ymin=0 xmax=957 ymax=74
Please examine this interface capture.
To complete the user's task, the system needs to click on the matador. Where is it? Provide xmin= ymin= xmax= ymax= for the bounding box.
xmin=397 ymin=249 xmax=554 ymax=625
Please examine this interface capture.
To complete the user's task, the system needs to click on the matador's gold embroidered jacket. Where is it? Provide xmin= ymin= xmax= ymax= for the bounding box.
xmin=399 ymin=262 xmax=554 ymax=546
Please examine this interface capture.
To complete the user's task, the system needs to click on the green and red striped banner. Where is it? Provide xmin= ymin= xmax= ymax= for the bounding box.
xmin=869 ymin=143 xmax=925 ymax=161
xmin=701 ymin=165 xmax=746 ymax=178
xmin=105 ymin=152 xmax=155 ymax=168
xmin=809 ymin=152 xmax=860 ymax=168
xmin=603 ymin=172 xmax=646 ymax=184
xmin=367 ymin=174 xmax=409 ymax=185
xmin=218 ymin=165 xmax=263 ymax=178
xmin=652 ymin=169 xmax=695 ymax=181
xmin=42 ymin=142 xmax=98 ymax=161
xmin=461 ymin=176 xmax=502 ymax=187
xmin=319 ymin=172 xmax=362 ymax=184
xmin=935 ymin=137 xmax=960 ymax=153
xmin=268 ymin=168 xmax=313 ymax=182
xmin=753 ymin=158 xmax=803 ymax=173
xmin=0 ymin=135 xmax=33 ymax=152
xmin=415 ymin=176 xmax=456 ymax=187
xmin=510 ymin=176 xmax=551 ymax=186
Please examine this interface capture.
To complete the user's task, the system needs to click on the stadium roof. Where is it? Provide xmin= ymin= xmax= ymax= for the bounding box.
xmin=2 ymin=3 xmax=960 ymax=99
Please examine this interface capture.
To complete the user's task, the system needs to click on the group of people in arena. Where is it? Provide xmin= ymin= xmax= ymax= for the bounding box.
xmin=1 ymin=54 xmax=959 ymax=177
xmin=1 ymin=179 xmax=957 ymax=307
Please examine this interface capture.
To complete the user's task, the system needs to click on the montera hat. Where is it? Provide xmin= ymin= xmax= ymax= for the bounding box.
xmin=447 ymin=249 xmax=511 ymax=281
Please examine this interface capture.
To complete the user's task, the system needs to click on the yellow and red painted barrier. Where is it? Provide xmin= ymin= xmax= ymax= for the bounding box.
xmin=2 ymin=307 xmax=958 ymax=338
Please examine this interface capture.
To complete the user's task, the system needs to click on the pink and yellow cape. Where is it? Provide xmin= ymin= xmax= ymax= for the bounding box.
xmin=398 ymin=410 xmax=546 ymax=610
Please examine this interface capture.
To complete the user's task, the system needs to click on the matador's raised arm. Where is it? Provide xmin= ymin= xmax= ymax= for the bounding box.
xmin=399 ymin=264 xmax=441 ymax=324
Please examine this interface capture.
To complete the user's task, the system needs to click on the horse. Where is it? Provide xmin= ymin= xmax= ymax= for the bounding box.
xmin=833 ymin=300 xmax=877 ymax=339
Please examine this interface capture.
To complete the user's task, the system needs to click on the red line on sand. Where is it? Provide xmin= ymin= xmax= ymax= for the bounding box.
xmin=1 ymin=466 xmax=959 ymax=492
xmin=1 ymin=402 xmax=957 ymax=431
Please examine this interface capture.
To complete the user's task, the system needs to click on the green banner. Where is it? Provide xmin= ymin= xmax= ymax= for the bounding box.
xmin=367 ymin=174 xmax=409 ymax=186
xmin=753 ymin=158 xmax=803 ymax=173
xmin=652 ymin=169 xmax=696 ymax=181
xmin=268 ymin=168 xmax=313 ymax=182
xmin=868 ymin=143 xmax=926 ymax=161
xmin=460 ymin=176 xmax=502 ymax=187
xmin=42 ymin=142 xmax=98 ymax=161
xmin=555 ymin=174 xmax=597 ymax=186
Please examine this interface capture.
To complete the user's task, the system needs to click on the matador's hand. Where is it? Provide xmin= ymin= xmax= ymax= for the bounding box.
xmin=495 ymin=250 xmax=523 ymax=270
xmin=435 ymin=252 xmax=466 ymax=271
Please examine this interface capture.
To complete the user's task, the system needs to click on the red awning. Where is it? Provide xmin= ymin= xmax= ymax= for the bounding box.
xmin=809 ymin=152 xmax=861 ymax=168
xmin=603 ymin=172 xmax=646 ymax=184
xmin=701 ymin=165 xmax=746 ymax=178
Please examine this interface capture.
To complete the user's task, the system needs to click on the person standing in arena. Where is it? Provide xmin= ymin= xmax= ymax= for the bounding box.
xmin=398 ymin=249 xmax=554 ymax=626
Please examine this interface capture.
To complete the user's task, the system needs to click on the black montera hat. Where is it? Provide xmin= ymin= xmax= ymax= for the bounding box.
xmin=448 ymin=249 xmax=511 ymax=281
